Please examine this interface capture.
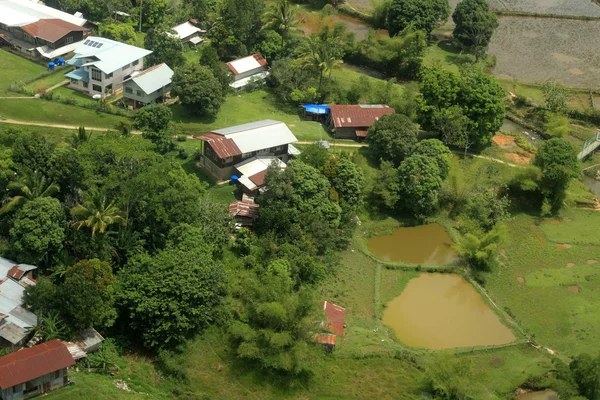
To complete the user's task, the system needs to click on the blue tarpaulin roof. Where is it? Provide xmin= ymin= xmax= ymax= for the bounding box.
xmin=302 ymin=104 xmax=330 ymax=114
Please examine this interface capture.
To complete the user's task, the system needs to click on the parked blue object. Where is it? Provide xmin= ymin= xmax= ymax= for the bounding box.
xmin=48 ymin=62 xmax=55 ymax=70
xmin=231 ymin=175 xmax=239 ymax=183
xmin=301 ymin=104 xmax=330 ymax=115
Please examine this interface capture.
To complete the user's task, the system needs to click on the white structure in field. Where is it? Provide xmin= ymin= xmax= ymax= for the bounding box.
xmin=65 ymin=36 xmax=152 ymax=97
xmin=168 ymin=21 xmax=205 ymax=45
xmin=226 ymin=53 xmax=269 ymax=89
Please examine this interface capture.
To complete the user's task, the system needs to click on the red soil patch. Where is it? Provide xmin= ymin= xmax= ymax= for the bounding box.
xmin=588 ymin=260 xmax=597 ymax=265
xmin=492 ymin=135 xmax=516 ymax=148
xmin=505 ymin=152 xmax=532 ymax=164
xmin=556 ymin=244 xmax=572 ymax=251
xmin=566 ymin=263 xmax=575 ymax=268
xmin=517 ymin=276 xmax=525 ymax=283
xmin=567 ymin=286 xmax=580 ymax=293
xmin=550 ymin=219 xmax=561 ymax=225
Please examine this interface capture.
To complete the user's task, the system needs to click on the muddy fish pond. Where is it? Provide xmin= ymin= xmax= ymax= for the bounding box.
xmin=383 ymin=274 xmax=516 ymax=349
xmin=367 ymin=223 xmax=459 ymax=265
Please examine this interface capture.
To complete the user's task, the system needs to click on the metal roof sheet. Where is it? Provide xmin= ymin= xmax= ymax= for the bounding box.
xmin=235 ymin=156 xmax=285 ymax=177
xmin=229 ymin=200 xmax=259 ymax=218
xmin=196 ymin=133 xmax=241 ymax=159
xmin=328 ymin=104 xmax=395 ymax=128
xmin=314 ymin=333 xmax=337 ymax=345
xmin=226 ymin=54 xmax=267 ymax=75
xmin=0 ymin=0 xmax=87 ymax=27
xmin=322 ymin=301 xmax=346 ymax=336
xmin=168 ymin=21 xmax=204 ymax=39
xmin=0 ymin=279 xmax=25 ymax=304
xmin=229 ymin=71 xmax=268 ymax=89
xmin=128 ymin=63 xmax=173 ymax=95
xmin=0 ymin=340 xmax=75 ymax=389
xmin=71 ymin=36 xmax=152 ymax=74
xmin=20 ymin=18 xmax=87 ymax=42
xmin=214 ymin=120 xmax=297 ymax=154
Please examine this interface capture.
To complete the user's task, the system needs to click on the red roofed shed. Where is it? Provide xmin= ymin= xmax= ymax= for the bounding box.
xmin=20 ymin=19 xmax=88 ymax=43
xmin=328 ymin=104 xmax=395 ymax=140
xmin=322 ymin=301 xmax=346 ymax=336
xmin=0 ymin=340 xmax=75 ymax=398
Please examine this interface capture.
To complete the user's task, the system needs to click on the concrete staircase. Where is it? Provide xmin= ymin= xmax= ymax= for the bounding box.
xmin=578 ymin=129 xmax=600 ymax=160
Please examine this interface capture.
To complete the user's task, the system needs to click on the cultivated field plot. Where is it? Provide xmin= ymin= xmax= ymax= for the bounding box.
xmin=488 ymin=0 xmax=600 ymax=17
xmin=489 ymin=17 xmax=600 ymax=89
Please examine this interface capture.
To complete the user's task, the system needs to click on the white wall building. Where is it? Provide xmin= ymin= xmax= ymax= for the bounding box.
xmin=168 ymin=21 xmax=205 ymax=45
xmin=226 ymin=53 xmax=269 ymax=90
xmin=65 ymin=36 xmax=152 ymax=97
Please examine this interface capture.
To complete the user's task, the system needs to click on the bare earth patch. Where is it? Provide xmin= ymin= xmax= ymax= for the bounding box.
xmin=566 ymin=263 xmax=575 ymax=268
xmin=492 ymin=135 xmax=516 ymax=148
xmin=552 ymin=52 xmax=578 ymax=63
xmin=517 ymin=276 xmax=525 ymax=284
xmin=568 ymin=285 xmax=580 ymax=293
xmin=568 ymin=68 xmax=584 ymax=75
xmin=505 ymin=152 xmax=532 ymax=164
xmin=550 ymin=220 xmax=561 ymax=225
xmin=556 ymin=244 xmax=573 ymax=251
xmin=587 ymin=260 xmax=598 ymax=265
xmin=563 ymin=217 xmax=572 ymax=222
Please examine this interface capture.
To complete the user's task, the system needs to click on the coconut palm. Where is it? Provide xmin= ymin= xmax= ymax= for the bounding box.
xmin=0 ymin=169 xmax=59 ymax=214
xmin=299 ymin=38 xmax=343 ymax=98
xmin=71 ymin=188 xmax=125 ymax=237
xmin=68 ymin=126 xmax=92 ymax=149
xmin=263 ymin=0 xmax=301 ymax=52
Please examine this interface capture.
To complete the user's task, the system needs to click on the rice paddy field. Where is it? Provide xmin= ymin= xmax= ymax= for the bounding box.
xmin=489 ymin=17 xmax=600 ymax=89
xmin=488 ymin=0 xmax=600 ymax=17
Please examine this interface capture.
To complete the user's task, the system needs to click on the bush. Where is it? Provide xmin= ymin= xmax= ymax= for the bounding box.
xmin=176 ymin=135 xmax=187 ymax=142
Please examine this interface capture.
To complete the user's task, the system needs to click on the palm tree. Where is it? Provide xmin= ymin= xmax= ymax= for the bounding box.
xmin=263 ymin=0 xmax=301 ymax=54
xmin=68 ymin=126 xmax=92 ymax=149
xmin=299 ymin=38 xmax=343 ymax=98
xmin=0 ymin=169 xmax=59 ymax=214
xmin=71 ymin=188 xmax=125 ymax=237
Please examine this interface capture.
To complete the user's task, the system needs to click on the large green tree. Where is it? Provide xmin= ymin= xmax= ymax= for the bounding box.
xmin=367 ymin=113 xmax=419 ymax=166
xmin=99 ymin=23 xmax=137 ymax=45
xmin=229 ymin=260 xmax=321 ymax=377
xmin=570 ymin=353 xmax=600 ymax=400
xmin=387 ymin=0 xmax=450 ymax=37
xmin=119 ymin=239 xmax=226 ymax=349
xmin=134 ymin=104 xmax=173 ymax=132
xmin=452 ymin=0 xmax=498 ymax=61
xmin=71 ymin=188 xmax=125 ymax=237
xmin=171 ymin=64 xmax=225 ymax=116
xmin=397 ymin=155 xmax=443 ymax=215
xmin=323 ymin=154 xmax=365 ymax=210
xmin=412 ymin=139 xmax=451 ymax=179
xmin=533 ymin=138 xmax=580 ymax=212
xmin=263 ymin=0 xmax=300 ymax=54
xmin=61 ymin=259 xmax=117 ymax=329
xmin=210 ymin=0 xmax=265 ymax=57
xmin=10 ymin=197 xmax=65 ymax=265
xmin=144 ymin=28 xmax=186 ymax=69
xmin=0 ymin=169 xmax=59 ymax=215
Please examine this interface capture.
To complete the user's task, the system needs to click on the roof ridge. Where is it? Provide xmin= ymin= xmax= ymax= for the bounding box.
xmin=132 ymin=62 xmax=167 ymax=79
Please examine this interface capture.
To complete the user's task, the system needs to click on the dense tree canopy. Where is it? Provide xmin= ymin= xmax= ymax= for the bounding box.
xmin=99 ymin=23 xmax=137 ymax=45
xmin=387 ymin=0 xmax=450 ymax=37
xmin=144 ymin=29 xmax=186 ymax=69
xmin=172 ymin=64 xmax=225 ymax=116
xmin=367 ymin=113 xmax=419 ymax=166
xmin=452 ymin=0 xmax=498 ymax=60
xmin=397 ymin=155 xmax=443 ymax=215
xmin=134 ymin=104 xmax=173 ymax=132
xmin=412 ymin=139 xmax=451 ymax=179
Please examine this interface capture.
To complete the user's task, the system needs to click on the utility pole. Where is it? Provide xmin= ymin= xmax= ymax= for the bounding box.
xmin=139 ymin=0 xmax=143 ymax=32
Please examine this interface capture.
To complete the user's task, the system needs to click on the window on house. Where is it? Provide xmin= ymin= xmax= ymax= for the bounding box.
xmin=122 ymin=63 xmax=130 ymax=71
xmin=125 ymin=87 xmax=133 ymax=94
xmin=54 ymin=371 xmax=60 ymax=379
xmin=223 ymin=157 xmax=233 ymax=163
xmin=83 ymin=82 xmax=88 ymax=88
xmin=242 ymin=152 xmax=251 ymax=158
xmin=91 ymin=68 xmax=102 ymax=82
xmin=64 ymin=36 xmax=73 ymax=45
xmin=132 ymin=59 xmax=139 ymax=66
xmin=105 ymin=72 xmax=113 ymax=80
xmin=92 ymin=84 xmax=102 ymax=92
xmin=274 ymin=145 xmax=283 ymax=151
xmin=136 ymin=90 xmax=143 ymax=96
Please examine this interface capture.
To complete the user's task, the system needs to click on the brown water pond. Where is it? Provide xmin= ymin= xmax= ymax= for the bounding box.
xmin=518 ymin=389 xmax=559 ymax=400
xmin=367 ymin=223 xmax=459 ymax=265
xmin=382 ymin=274 xmax=516 ymax=349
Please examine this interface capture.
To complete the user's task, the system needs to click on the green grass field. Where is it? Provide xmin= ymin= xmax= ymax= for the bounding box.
xmin=51 ymin=86 xmax=103 ymax=107
xmin=0 ymin=98 xmax=128 ymax=128
xmin=0 ymin=49 xmax=46 ymax=96
xmin=24 ymin=69 xmax=71 ymax=93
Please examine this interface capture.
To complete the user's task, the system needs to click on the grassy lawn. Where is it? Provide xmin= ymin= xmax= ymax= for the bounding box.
xmin=24 ymin=68 xmax=72 ymax=93
xmin=0 ymin=98 xmax=128 ymax=128
xmin=52 ymin=86 xmax=102 ymax=107
xmin=0 ymin=49 xmax=46 ymax=96
xmin=171 ymin=89 xmax=331 ymax=142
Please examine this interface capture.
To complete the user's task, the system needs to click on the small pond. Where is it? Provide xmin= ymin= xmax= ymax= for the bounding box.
xmin=382 ymin=274 xmax=516 ymax=349
xmin=518 ymin=389 xmax=559 ymax=400
xmin=367 ymin=223 xmax=458 ymax=265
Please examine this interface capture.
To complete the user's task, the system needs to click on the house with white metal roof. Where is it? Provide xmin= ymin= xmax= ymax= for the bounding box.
xmin=122 ymin=62 xmax=173 ymax=108
xmin=168 ymin=21 xmax=205 ymax=45
xmin=65 ymin=36 xmax=152 ymax=97
xmin=0 ymin=0 xmax=89 ymax=59
xmin=0 ymin=257 xmax=37 ymax=348
xmin=194 ymin=120 xmax=300 ymax=183
xmin=226 ymin=53 xmax=269 ymax=90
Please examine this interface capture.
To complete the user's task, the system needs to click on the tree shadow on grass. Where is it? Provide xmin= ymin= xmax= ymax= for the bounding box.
xmin=171 ymin=103 xmax=218 ymax=125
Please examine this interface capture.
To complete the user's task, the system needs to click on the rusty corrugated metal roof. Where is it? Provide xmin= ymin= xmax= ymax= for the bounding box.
xmin=0 ymin=339 xmax=75 ymax=389
xmin=322 ymin=301 xmax=346 ymax=336
xmin=314 ymin=333 xmax=337 ymax=345
xmin=328 ymin=104 xmax=395 ymax=129
xmin=195 ymin=133 xmax=241 ymax=159
xmin=229 ymin=200 xmax=259 ymax=218
xmin=7 ymin=266 xmax=25 ymax=281
xmin=21 ymin=19 xmax=87 ymax=43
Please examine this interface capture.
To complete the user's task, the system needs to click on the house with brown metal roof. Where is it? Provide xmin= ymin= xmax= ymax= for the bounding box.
xmin=194 ymin=120 xmax=300 ymax=184
xmin=0 ymin=339 xmax=75 ymax=400
xmin=315 ymin=301 xmax=346 ymax=352
xmin=0 ymin=0 xmax=90 ymax=60
xmin=229 ymin=194 xmax=260 ymax=227
xmin=328 ymin=104 xmax=395 ymax=140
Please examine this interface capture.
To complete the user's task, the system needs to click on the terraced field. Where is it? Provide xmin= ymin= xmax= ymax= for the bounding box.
xmin=489 ymin=17 xmax=600 ymax=88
